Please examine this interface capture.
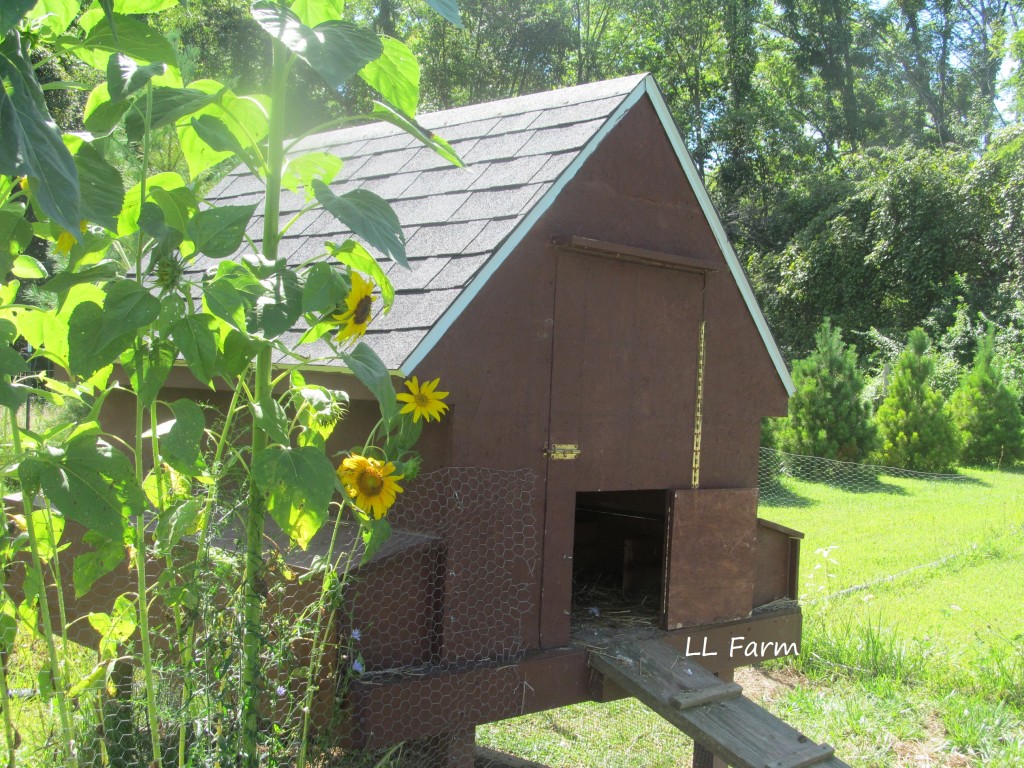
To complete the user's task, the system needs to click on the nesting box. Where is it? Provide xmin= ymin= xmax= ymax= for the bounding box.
xmin=95 ymin=74 xmax=805 ymax=765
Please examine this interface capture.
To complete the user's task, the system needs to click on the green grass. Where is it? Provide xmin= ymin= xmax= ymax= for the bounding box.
xmin=480 ymin=466 xmax=1024 ymax=767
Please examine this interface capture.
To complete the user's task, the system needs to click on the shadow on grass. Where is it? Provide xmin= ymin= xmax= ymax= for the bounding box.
xmin=758 ymin=479 xmax=814 ymax=508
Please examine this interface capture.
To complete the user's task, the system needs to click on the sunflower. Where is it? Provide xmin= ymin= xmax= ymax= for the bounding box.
xmin=331 ymin=272 xmax=376 ymax=342
xmin=338 ymin=454 xmax=404 ymax=520
xmin=396 ymin=376 xmax=450 ymax=423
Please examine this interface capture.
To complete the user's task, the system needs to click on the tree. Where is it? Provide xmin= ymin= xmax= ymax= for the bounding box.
xmin=777 ymin=319 xmax=877 ymax=461
xmin=875 ymin=328 xmax=959 ymax=472
xmin=950 ymin=326 xmax=1024 ymax=466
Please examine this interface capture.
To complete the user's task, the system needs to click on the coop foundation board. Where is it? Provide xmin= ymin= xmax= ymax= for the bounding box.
xmin=345 ymin=603 xmax=802 ymax=750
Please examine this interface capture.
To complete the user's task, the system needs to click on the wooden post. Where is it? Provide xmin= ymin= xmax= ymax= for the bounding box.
xmin=691 ymin=668 xmax=733 ymax=768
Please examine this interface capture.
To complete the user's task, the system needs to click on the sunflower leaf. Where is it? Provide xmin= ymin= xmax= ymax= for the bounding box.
xmin=341 ymin=342 xmax=397 ymax=425
xmin=252 ymin=445 xmax=334 ymax=549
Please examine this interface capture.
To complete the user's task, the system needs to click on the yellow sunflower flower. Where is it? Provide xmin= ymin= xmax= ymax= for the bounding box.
xmin=331 ymin=272 xmax=376 ymax=342
xmin=396 ymin=376 xmax=449 ymax=423
xmin=338 ymin=454 xmax=404 ymax=520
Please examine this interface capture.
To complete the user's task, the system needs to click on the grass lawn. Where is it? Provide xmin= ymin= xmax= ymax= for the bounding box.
xmin=479 ymin=465 xmax=1024 ymax=767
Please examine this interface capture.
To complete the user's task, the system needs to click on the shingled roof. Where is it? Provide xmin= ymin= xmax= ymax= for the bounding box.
xmin=204 ymin=73 xmax=793 ymax=393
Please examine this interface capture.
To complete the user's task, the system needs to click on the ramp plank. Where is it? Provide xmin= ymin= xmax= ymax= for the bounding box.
xmin=589 ymin=636 xmax=850 ymax=768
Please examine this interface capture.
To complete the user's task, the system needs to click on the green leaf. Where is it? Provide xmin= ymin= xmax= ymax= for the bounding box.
xmin=42 ymin=261 xmax=119 ymax=299
xmin=161 ymin=399 xmax=206 ymax=475
xmin=118 ymin=171 xmax=186 ymax=237
xmin=252 ymin=445 xmax=335 ymax=549
xmin=359 ymin=517 xmax=392 ymax=564
xmin=150 ymin=185 xmax=197 ymax=235
xmin=189 ymin=114 xmax=248 ymax=160
xmin=67 ymin=281 xmax=157 ymax=377
xmin=176 ymin=82 xmax=269 ymax=178
xmin=0 ymin=205 xmax=33 ymax=270
xmin=250 ymin=394 xmax=289 ymax=445
xmin=255 ymin=267 xmax=302 ymax=338
xmin=342 ymin=342 xmax=398 ymax=424
xmin=124 ymin=86 xmax=221 ymax=142
xmin=313 ymin=182 xmax=406 ymax=267
xmin=73 ymin=533 xmax=123 ymax=598
xmin=0 ymin=592 xmax=17 ymax=656
xmin=2 ymin=305 xmax=69 ymax=367
xmin=186 ymin=204 xmax=256 ymax=259
xmin=11 ymin=255 xmax=45 ymax=279
xmin=20 ymin=436 xmax=140 ymax=540
xmin=106 ymin=52 xmax=165 ymax=102
xmin=68 ymin=662 xmax=107 ymax=698
xmin=76 ymin=13 xmax=178 ymax=71
xmin=0 ymin=32 xmax=81 ymax=236
xmin=282 ymin=152 xmax=342 ymax=201
xmin=155 ymin=498 xmax=203 ymax=555
xmin=28 ymin=506 xmax=64 ymax=561
xmin=359 ymin=36 xmax=419 ymax=118
xmin=424 ymin=0 xmax=463 ymax=27
xmin=169 ymin=313 xmax=219 ymax=386
xmin=23 ymin=0 xmax=79 ymax=39
xmin=251 ymin=3 xmax=382 ymax=89
xmin=371 ymin=100 xmax=463 ymax=167
xmin=311 ymin=21 xmax=383 ymax=89
xmin=88 ymin=594 xmax=136 ymax=657
xmin=74 ymin=141 xmax=125 ymax=232
xmin=83 ymin=83 xmax=131 ymax=135
xmin=0 ymin=345 xmax=27 ymax=377
xmin=302 ymin=262 xmax=349 ymax=314
xmin=203 ymin=275 xmax=249 ymax=331
xmin=121 ymin=341 xmax=175 ymax=407
xmin=112 ymin=0 xmax=179 ymax=12
xmin=327 ymin=239 xmax=394 ymax=312
xmin=68 ymin=301 xmax=126 ymax=378
xmin=290 ymin=0 xmax=344 ymax=28
xmin=219 ymin=328 xmax=261 ymax=380
xmin=1 ymin=1 xmax=37 ymax=36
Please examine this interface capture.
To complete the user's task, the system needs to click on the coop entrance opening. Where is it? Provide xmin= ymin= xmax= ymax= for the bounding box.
xmin=570 ymin=490 xmax=669 ymax=631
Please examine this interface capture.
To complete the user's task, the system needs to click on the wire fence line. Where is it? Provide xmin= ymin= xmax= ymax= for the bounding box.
xmin=756 ymin=446 xmax=1021 ymax=603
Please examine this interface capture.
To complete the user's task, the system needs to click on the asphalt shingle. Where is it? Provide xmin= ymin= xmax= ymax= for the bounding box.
xmin=205 ymin=75 xmax=646 ymax=371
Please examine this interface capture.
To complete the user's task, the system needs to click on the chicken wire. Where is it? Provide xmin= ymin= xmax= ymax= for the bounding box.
xmin=2 ymin=466 xmax=541 ymax=767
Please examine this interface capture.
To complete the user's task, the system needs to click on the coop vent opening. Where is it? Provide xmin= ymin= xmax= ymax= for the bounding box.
xmin=570 ymin=490 xmax=669 ymax=632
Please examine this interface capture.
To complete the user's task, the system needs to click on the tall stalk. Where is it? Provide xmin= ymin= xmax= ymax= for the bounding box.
xmin=132 ymin=82 xmax=164 ymax=768
xmin=9 ymin=407 xmax=76 ymax=767
xmin=240 ymin=37 xmax=289 ymax=767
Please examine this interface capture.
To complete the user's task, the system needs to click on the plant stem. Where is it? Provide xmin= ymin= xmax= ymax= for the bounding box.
xmin=10 ymin=410 xmax=76 ymax=767
xmin=240 ymin=36 xmax=289 ymax=768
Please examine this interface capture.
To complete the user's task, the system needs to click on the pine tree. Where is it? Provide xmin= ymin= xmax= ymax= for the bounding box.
xmin=875 ymin=328 xmax=959 ymax=472
xmin=950 ymin=327 xmax=1024 ymax=466
xmin=778 ymin=319 xmax=876 ymax=462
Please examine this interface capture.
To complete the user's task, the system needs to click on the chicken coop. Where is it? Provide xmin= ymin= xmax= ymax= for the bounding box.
xmin=88 ymin=74 xmax=850 ymax=767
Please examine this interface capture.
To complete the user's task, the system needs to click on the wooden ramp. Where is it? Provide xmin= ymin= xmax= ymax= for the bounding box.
xmin=589 ymin=637 xmax=851 ymax=768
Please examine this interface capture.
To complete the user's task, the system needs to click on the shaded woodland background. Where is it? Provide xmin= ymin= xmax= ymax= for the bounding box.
xmin=40 ymin=0 xmax=1024 ymax=390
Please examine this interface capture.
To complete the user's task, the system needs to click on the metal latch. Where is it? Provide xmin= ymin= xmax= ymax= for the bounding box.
xmin=545 ymin=443 xmax=581 ymax=461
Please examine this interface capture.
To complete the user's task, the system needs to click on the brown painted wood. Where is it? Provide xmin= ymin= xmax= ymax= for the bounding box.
xmin=755 ymin=519 xmax=799 ymax=608
xmin=551 ymin=236 xmax=719 ymax=273
xmin=664 ymin=489 xmax=758 ymax=629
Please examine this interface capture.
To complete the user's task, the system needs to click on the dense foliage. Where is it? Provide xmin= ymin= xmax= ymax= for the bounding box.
xmin=874 ymin=328 xmax=959 ymax=473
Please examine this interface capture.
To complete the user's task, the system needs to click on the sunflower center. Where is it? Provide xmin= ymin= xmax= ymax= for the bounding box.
xmin=414 ymin=392 xmax=431 ymax=407
xmin=356 ymin=466 xmax=384 ymax=496
xmin=353 ymin=296 xmax=373 ymax=326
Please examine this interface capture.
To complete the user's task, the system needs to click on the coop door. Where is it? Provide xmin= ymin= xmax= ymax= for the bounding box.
xmin=662 ymin=488 xmax=758 ymax=630
xmin=541 ymin=251 xmax=704 ymax=646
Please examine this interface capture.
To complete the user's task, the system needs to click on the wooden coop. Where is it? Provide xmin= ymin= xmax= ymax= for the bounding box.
xmin=97 ymin=74 xmax=848 ymax=767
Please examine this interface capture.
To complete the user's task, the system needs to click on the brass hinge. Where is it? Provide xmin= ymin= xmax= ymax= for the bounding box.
xmin=545 ymin=443 xmax=581 ymax=461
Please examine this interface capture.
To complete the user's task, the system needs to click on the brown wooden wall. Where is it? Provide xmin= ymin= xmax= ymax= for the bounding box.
xmin=421 ymin=95 xmax=790 ymax=651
